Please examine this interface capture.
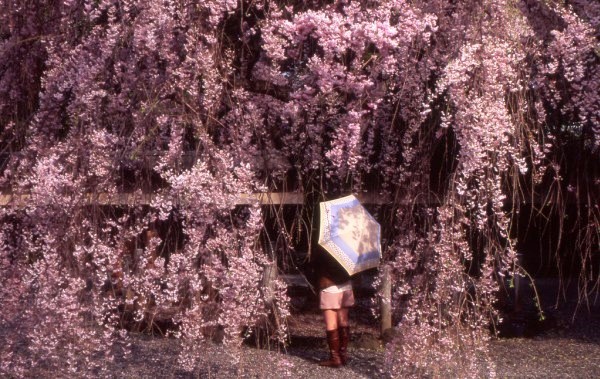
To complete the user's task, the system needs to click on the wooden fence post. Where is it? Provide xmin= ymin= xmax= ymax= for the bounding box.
xmin=261 ymin=262 xmax=278 ymax=307
xmin=514 ymin=252 xmax=523 ymax=313
xmin=381 ymin=265 xmax=392 ymax=338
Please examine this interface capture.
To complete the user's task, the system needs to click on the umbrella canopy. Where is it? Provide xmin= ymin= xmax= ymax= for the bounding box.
xmin=318 ymin=195 xmax=381 ymax=276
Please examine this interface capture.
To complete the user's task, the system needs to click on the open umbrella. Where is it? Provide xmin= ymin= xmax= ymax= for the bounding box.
xmin=318 ymin=195 xmax=381 ymax=276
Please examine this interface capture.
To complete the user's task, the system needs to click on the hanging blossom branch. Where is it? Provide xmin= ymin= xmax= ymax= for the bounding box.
xmin=0 ymin=0 xmax=598 ymax=377
xmin=256 ymin=0 xmax=436 ymax=189
xmin=1 ymin=0 xmax=289 ymax=376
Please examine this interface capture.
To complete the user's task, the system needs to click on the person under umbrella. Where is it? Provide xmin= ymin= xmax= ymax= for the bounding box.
xmin=311 ymin=194 xmax=381 ymax=368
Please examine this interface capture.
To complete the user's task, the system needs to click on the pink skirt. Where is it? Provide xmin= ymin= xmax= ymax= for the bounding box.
xmin=319 ymin=289 xmax=355 ymax=310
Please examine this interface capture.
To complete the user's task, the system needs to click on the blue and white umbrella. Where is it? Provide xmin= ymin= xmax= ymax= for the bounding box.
xmin=318 ymin=195 xmax=381 ymax=276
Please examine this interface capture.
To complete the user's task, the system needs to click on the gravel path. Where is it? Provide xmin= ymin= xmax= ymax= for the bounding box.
xmin=109 ymin=302 xmax=600 ymax=379
xmin=112 ymin=315 xmax=600 ymax=379
xmin=111 ymin=279 xmax=599 ymax=379
xmin=6 ymin=279 xmax=600 ymax=378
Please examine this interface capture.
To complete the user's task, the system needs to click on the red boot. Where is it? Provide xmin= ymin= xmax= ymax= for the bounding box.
xmin=338 ymin=326 xmax=350 ymax=365
xmin=319 ymin=329 xmax=342 ymax=367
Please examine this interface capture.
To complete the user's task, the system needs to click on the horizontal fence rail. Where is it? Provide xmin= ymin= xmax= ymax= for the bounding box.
xmin=0 ymin=192 xmax=400 ymax=206
xmin=0 ymin=191 xmax=582 ymax=207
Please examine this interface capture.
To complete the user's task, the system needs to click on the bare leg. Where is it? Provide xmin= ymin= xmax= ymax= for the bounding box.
xmin=337 ymin=307 xmax=349 ymax=327
xmin=323 ymin=309 xmax=339 ymax=331
xmin=320 ymin=309 xmax=342 ymax=367
xmin=337 ymin=307 xmax=350 ymax=365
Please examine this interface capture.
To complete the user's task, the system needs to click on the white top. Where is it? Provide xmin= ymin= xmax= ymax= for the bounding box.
xmin=322 ymin=281 xmax=353 ymax=293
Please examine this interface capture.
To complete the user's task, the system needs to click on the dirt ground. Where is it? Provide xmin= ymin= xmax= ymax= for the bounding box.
xmin=6 ymin=278 xmax=600 ymax=378
xmin=110 ymin=304 xmax=599 ymax=379
xmin=108 ymin=278 xmax=600 ymax=379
